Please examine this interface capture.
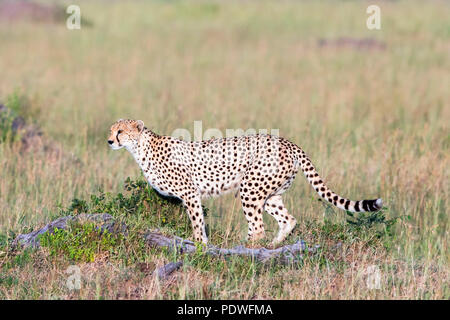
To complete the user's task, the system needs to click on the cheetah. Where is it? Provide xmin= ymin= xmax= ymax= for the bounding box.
xmin=108 ymin=119 xmax=382 ymax=246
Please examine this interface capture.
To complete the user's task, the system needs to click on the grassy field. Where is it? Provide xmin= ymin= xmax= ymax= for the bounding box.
xmin=0 ymin=0 xmax=448 ymax=299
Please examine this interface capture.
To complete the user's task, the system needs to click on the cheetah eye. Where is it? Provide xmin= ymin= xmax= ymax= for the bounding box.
xmin=118 ymin=130 xmax=123 ymax=135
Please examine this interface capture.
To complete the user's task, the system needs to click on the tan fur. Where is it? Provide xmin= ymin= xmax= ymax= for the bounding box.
xmin=109 ymin=119 xmax=382 ymax=245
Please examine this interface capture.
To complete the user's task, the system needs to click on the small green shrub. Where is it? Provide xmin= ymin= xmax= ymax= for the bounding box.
xmin=40 ymin=223 xmax=122 ymax=262
xmin=345 ymin=207 xmax=402 ymax=237
xmin=0 ymin=275 xmax=19 ymax=288
xmin=61 ymin=177 xmax=198 ymax=240
xmin=46 ymin=177 xmax=200 ymax=263
xmin=0 ymin=91 xmax=33 ymax=143
xmin=0 ymin=104 xmax=17 ymax=144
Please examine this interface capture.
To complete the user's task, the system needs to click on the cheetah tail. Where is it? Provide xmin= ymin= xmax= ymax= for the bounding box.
xmin=297 ymin=152 xmax=383 ymax=213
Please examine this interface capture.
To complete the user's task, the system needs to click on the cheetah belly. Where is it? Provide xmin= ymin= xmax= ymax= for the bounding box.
xmin=194 ymin=171 xmax=244 ymax=198
xmin=144 ymin=171 xmax=173 ymax=197
xmin=149 ymin=181 xmax=172 ymax=197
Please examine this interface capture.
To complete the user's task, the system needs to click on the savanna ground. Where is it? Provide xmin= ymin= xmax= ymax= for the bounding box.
xmin=0 ymin=0 xmax=448 ymax=299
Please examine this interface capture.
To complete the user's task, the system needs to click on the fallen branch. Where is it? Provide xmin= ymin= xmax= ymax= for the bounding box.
xmin=12 ymin=213 xmax=125 ymax=249
xmin=13 ymin=214 xmax=317 ymax=270
xmin=145 ymin=232 xmax=317 ymax=264
xmin=155 ymin=261 xmax=183 ymax=280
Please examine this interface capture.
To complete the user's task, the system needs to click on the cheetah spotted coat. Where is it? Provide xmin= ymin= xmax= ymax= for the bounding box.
xmin=108 ymin=119 xmax=382 ymax=245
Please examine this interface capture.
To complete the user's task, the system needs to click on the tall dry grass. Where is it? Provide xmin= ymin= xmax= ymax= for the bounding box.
xmin=0 ymin=0 xmax=448 ymax=299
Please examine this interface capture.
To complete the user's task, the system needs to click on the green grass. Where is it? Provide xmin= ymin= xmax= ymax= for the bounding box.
xmin=0 ymin=0 xmax=448 ymax=299
xmin=40 ymin=223 xmax=123 ymax=263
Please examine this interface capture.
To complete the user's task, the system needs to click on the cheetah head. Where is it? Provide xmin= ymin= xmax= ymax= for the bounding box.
xmin=108 ymin=119 xmax=144 ymax=150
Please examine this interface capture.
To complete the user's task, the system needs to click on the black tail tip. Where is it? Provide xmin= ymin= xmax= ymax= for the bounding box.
xmin=364 ymin=198 xmax=383 ymax=211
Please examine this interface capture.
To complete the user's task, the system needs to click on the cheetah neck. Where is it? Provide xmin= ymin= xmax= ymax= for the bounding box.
xmin=126 ymin=128 xmax=158 ymax=167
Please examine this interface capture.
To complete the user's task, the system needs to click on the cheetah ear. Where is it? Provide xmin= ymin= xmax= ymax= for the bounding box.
xmin=136 ymin=120 xmax=144 ymax=133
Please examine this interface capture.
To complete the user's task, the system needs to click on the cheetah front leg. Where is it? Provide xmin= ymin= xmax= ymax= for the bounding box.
xmin=181 ymin=193 xmax=208 ymax=244
xmin=239 ymin=181 xmax=267 ymax=244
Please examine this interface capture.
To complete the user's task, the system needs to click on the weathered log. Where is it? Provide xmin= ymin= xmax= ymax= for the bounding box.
xmin=12 ymin=213 xmax=126 ymax=249
xmin=156 ymin=261 xmax=183 ymax=280
xmin=13 ymin=214 xmax=317 ymax=270
xmin=145 ymin=232 xmax=317 ymax=264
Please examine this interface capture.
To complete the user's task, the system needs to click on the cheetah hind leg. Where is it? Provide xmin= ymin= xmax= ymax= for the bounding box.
xmin=264 ymin=195 xmax=297 ymax=246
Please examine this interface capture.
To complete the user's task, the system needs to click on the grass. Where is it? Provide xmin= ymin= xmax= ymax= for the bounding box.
xmin=0 ymin=0 xmax=449 ymax=299
xmin=39 ymin=223 xmax=123 ymax=263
